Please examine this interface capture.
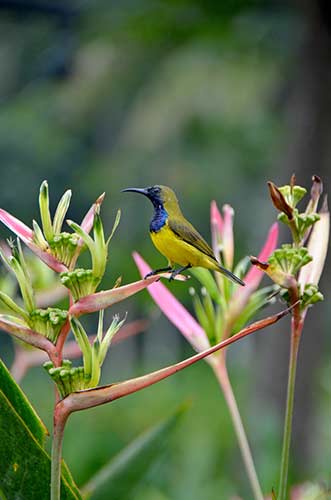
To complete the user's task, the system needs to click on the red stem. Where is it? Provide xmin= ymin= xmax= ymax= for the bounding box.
xmin=58 ymin=304 xmax=295 ymax=415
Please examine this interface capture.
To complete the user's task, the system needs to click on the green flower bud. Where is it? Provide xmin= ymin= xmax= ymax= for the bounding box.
xmin=28 ymin=307 xmax=68 ymax=342
xmin=60 ymin=268 xmax=100 ymax=301
xmin=48 ymin=232 xmax=80 ymax=268
xmin=53 ymin=189 xmax=72 ymax=235
xmin=278 ymin=185 xmax=307 ymax=208
xmin=39 ymin=181 xmax=54 ymax=241
xmin=268 ymin=245 xmax=312 ymax=276
xmin=301 ymin=283 xmax=324 ymax=309
xmin=44 ymin=360 xmax=92 ymax=398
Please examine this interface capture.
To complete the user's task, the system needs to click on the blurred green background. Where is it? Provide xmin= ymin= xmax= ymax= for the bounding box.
xmin=0 ymin=1 xmax=330 ymax=498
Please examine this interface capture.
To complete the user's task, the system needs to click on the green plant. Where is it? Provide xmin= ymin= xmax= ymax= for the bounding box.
xmin=0 ymin=178 xmax=326 ymax=499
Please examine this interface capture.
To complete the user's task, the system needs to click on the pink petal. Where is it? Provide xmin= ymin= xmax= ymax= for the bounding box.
xmin=69 ymin=274 xmax=169 ymax=316
xmin=243 ymin=222 xmax=279 ymax=289
xmin=26 ymin=243 xmax=68 ymax=273
xmin=210 ymin=200 xmax=223 ymax=259
xmin=0 ymin=208 xmax=68 ymax=273
xmin=80 ymin=193 xmax=105 ymax=234
xmin=0 ymin=208 xmax=33 ymax=241
xmin=133 ymin=252 xmax=210 ymax=352
xmin=222 ymin=204 xmax=234 ymax=269
xmin=228 ymin=223 xmax=278 ymax=319
xmin=0 ymin=315 xmax=55 ymax=353
xmin=210 ymin=200 xmax=224 ymax=232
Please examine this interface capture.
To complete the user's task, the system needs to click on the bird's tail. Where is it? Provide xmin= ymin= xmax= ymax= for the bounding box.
xmin=216 ymin=264 xmax=245 ymax=286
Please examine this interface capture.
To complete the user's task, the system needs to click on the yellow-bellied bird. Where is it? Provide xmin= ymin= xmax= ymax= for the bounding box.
xmin=122 ymin=185 xmax=244 ymax=285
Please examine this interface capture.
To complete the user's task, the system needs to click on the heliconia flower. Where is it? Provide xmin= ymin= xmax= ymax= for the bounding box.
xmin=0 ymin=314 xmax=56 ymax=356
xmin=44 ymin=311 xmax=127 ymax=397
xmin=60 ymin=209 xmax=121 ymax=301
xmin=209 ymin=201 xmax=278 ymax=318
xmin=0 ymin=240 xmax=68 ymax=344
xmin=0 ymin=208 xmax=66 ymax=272
xmin=242 ymin=223 xmax=279 ymax=291
xmin=268 ymin=177 xmax=322 ymax=245
xmin=10 ymin=319 xmax=149 ymax=383
xmin=227 ymin=222 xmax=278 ymax=324
xmin=249 ymin=255 xmax=296 ymax=290
xmin=210 ymin=201 xmax=234 ymax=268
xmin=251 ymin=177 xmax=328 ymax=317
xmin=210 ymin=200 xmax=223 ymax=254
xmin=200 ymin=208 xmax=278 ymax=337
xmin=0 ymin=181 xmax=104 ymax=273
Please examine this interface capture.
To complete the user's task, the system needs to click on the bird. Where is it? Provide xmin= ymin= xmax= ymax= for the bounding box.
xmin=122 ymin=185 xmax=245 ymax=285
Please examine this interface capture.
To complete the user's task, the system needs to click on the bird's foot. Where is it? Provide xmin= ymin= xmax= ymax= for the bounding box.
xmin=144 ymin=271 xmax=156 ymax=279
xmin=144 ymin=266 xmax=172 ymax=279
xmin=169 ymin=265 xmax=191 ymax=281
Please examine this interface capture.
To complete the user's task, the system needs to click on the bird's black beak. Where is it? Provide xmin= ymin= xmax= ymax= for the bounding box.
xmin=121 ymin=187 xmax=149 ymax=197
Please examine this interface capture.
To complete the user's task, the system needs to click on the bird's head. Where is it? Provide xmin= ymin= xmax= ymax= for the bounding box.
xmin=122 ymin=185 xmax=180 ymax=212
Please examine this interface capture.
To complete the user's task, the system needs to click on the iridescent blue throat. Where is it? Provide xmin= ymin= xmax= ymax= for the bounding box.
xmin=150 ymin=205 xmax=168 ymax=233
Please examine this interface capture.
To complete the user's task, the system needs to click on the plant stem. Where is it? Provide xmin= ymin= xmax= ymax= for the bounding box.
xmin=51 ymin=406 xmax=69 ymax=500
xmin=212 ymin=355 xmax=264 ymax=500
xmin=278 ymin=313 xmax=303 ymax=500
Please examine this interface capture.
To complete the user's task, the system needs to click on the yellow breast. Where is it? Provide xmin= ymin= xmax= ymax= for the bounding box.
xmin=150 ymin=223 xmax=218 ymax=270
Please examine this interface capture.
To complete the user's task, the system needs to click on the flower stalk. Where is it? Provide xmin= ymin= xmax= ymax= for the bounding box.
xmin=278 ymin=312 xmax=303 ymax=500
xmin=212 ymin=355 xmax=264 ymax=500
xmin=254 ymin=176 xmax=329 ymax=499
xmin=51 ymin=404 xmax=70 ymax=500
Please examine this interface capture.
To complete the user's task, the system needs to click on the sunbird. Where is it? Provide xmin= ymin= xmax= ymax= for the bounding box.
xmin=122 ymin=185 xmax=245 ymax=285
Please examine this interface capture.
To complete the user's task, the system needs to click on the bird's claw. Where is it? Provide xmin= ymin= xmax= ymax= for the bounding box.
xmin=144 ymin=271 xmax=154 ymax=279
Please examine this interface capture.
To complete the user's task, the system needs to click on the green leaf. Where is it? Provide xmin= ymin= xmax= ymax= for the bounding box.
xmin=0 ymin=359 xmax=47 ymax=445
xmin=0 ymin=389 xmax=82 ymax=500
xmin=81 ymin=404 xmax=187 ymax=500
xmin=231 ymin=285 xmax=276 ymax=334
xmin=190 ymin=267 xmax=221 ymax=304
xmin=106 ymin=209 xmax=121 ymax=245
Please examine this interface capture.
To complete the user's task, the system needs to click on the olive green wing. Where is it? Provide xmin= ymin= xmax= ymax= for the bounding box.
xmin=168 ymin=217 xmax=217 ymax=261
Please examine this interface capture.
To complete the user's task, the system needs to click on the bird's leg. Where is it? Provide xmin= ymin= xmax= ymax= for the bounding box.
xmin=169 ymin=264 xmax=191 ymax=281
xmin=144 ymin=266 xmax=173 ymax=279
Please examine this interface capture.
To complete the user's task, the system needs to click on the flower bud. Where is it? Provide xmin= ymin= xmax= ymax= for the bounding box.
xmin=53 ymin=189 xmax=72 ymax=234
xmin=28 ymin=308 xmax=68 ymax=342
xmin=39 ymin=181 xmax=54 ymax=241
xmin=250 ymin=256 xmax=296 ymax=289
xmin=268 ymin=182 xmax=294 ymax=219
xmin=305 ymin=175 xmax=322 ymax=215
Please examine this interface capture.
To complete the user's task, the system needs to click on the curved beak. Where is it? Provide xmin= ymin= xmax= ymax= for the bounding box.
xmin=121 ymin=187 xmax=149 ymax=197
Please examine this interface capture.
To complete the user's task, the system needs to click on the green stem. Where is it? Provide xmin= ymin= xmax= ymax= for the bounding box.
xmin=289 ymin=219 xmax=301 ymax=247
xmin=212 ymin=355 xmax=264 ymax=500
xmin=278 ymin=314 xmax=304 ymax=500
xmin=51 ymin=406 xmax=69 ymax=500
